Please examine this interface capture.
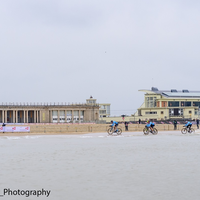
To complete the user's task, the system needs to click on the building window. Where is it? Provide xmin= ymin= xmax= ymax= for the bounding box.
xmin=168 ymin=101 xmax=179 ymax=107
xmin=145 ymin=112 xmax=157 ymax=114
xmin=162 ymin=101 xmax=167 ymax=107
xmin=106 ymin=105 xmax=110 ymax=115
xmin=89 ymin=100 xmax=95 ymax=104
xmin=193 ymin=102 xmax=200 ymax=107
xmin=67 ymin=111 xmax=72 ymax=116
xmin=161 ymin=111 xmax=164 ymax=114
xmin=195 ymin=109 xmax=200 ymax=115
xmin=146 ymin=97 xmax=157 ymax=108
xmin=181 ymin=102 xmax=191 ymax=107
xmin=80 ymin=111 xmax=84 ymax=116
xmin=99 ymin=110 xmax=106 ymax=114
xmin=74 ymin=111 xmax=79 ymax=116
xmin=169 ymin=109 xmax=183 ymax=116
xmin=189 ymin=111 xmax=192 ymax=114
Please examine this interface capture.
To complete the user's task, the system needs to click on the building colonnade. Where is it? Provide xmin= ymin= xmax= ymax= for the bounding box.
xmin=0 ymin=110 xmax=40 ymax=123
xmin=0 ymin=109 xmax=87 ymax=123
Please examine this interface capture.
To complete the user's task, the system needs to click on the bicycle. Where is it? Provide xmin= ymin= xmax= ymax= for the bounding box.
xmin=143 ymin=126 xmax=158 ymax=135
xmin=181 ymin=126 xmax=195 ymax=134
xmin=107 ymin=126 xmax=122 ymax=135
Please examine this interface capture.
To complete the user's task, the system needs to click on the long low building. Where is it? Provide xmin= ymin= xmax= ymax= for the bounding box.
xmin=0 ymin=102 xmax=99 ymax=123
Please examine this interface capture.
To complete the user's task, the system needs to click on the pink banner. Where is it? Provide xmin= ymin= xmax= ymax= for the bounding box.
xmin=0 ymin=127 xmax=30 ymax=132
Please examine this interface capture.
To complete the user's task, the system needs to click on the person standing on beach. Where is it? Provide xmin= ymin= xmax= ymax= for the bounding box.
xmin=2 ymin=123 xmax=6 ymax=133
xmin=173 ymin=120 xmax=177 ymax=130
xmin=196 ymin=119 xmax=199 ymax=129
xmin=125 ymin=122 xmax=129 ymax=131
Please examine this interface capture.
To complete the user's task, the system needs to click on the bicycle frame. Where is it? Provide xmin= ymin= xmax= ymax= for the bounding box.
xmin=143 ymin=126 xmax=158 ymax=135
xmin=110 ymin=126 xmax=118 ymax=132
xmin=145 ymin=126 xmax=153 ymax=133
xmin=184 ymin=126 xmax=192 ymax=132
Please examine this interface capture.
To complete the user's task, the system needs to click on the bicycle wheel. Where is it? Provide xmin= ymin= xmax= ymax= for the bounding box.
xmin=152 ymin=128 xmax=158 ymax=135
xmin=181 ymin=128 xmax=187 ymax=134
xmin=107 ymin=128 xmax=113 ymax=135
xmin=117 ymin=128 xmax=122 ymax=135
xmin=189 ymin=128 xmax=195 ymax=133
xmin=143 ymin=128 xmax=149 ymax=135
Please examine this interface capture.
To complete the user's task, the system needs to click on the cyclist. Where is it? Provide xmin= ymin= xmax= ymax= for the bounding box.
xmin=146 ymin=120 xmax=155 ymax=132
xmin=111 ymin=120 xmax=119 ymax=132
xmin=185 ymin=121 xmax=192 ymax=130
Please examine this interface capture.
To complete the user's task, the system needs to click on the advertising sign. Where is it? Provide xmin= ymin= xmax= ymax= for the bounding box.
xmin=0 ymin=127 xmax=30 ymax=132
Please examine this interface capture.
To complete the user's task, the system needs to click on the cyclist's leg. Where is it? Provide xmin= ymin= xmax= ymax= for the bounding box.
xmin=116 ymin=124 xmax=118 ymax=132
xmin=150 ymin=125 xmax=153 ymax=132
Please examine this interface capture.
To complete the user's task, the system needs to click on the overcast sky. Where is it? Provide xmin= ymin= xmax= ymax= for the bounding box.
xmin=0 ymin=0 xmax=200 ymax=116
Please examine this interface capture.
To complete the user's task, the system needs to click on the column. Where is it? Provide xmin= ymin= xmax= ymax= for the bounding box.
xmin=26 ymin=110 xmax=29 ymax=123
xmin=5 ymin=110 xmax=7 ymax=123
xmin=2 ymin=110 xmax=4 ymax=123
xmin=13 ymin=110 xmax=15 ymax=123
xmin=36 ymin=111 xmax=38 ymax=123
xmin=79 ymin=110 xmax=80 ymax=122
xmin=39 ymin=110 xmax=41 ymax=123
xmin=16 ymin=110 xmax=18 ymax=123
xmin=34 ymin=110 xmax=36 ymax=123
xmin=57 ymin=110 xmax=60 ymax=123
xmin=24 ymin=110 xmax=26 ymax=123
xmin=65 ymin=110 xmax=67 ymax=123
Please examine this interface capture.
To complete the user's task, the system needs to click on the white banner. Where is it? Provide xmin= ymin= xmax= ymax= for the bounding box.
xmin=0 ymin=127 xmax=30 ymax=132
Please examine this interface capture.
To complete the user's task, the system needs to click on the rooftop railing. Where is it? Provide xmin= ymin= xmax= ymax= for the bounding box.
xmin=0 ymin=102 xmax=100 ymax=107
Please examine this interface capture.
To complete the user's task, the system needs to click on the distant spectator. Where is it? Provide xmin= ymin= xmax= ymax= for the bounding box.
xmin=139 ymin=119 xmax=141 ymax=124
xmin=173 ymin=120 xmax=177 ymax=130
xmin=125 ymin=122 xmax=129 ymax=131
xmin=196 ymin=119 xmax=199 ymax=129
xmin=2 ymin=123 xmax=6 ymax=133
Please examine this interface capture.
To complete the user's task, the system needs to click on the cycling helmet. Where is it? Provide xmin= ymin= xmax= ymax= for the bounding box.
xmin=111 ymin=120 xmax=113 ymax=123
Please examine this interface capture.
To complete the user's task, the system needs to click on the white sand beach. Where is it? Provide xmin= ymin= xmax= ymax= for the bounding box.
xmin=0 ymin=131 xmax=200 ymax=200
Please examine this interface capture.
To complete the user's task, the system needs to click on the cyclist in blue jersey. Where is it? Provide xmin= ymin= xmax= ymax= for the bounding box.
xmin=185 ymin=121 xmax=192 ymax=130
xmin=146 ymin=120 xmax=155 ymax=132
xmin=111 ymin=120 xmax=119 ymax=132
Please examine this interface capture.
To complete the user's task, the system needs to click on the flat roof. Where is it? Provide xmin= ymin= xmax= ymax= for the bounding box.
xmin=139 ymin=88 xmax=200 ymax=98
xmin=162 ymin=92 xmax=200 ymax=98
